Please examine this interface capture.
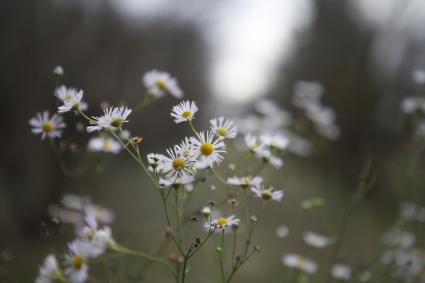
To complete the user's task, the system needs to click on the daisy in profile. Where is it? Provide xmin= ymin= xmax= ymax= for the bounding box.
xmin=29 ymin=111 xmax=66 ymax=140
xmin=64 ymin=240 xmax=93 ymax=283
xmin=87 ymin=106 xmax=131 ymax=132
xmin=35 ymin=254 xmax=63 ymax=283
xmin=251 ymin=185 xmax=284 ymax=201
xmin=159 ymin=175 xmax=194 ymax=189
xmin=205 ymin=215 xmax=240 ymax=231
xmin=201 ymin=206 xmax=211 ymax=218
xmin=210 ymin=117 xmax=238 ymax=139
xmin=260 ymin=133 xmax=289 ymax=151
xmin=57 ymin=89 xmax=87 ymax=113
xmin=245 ymin=134 xmax=261 ymax=154
xmin=170 ymin=100 xmax=198 ymax=124
xmin=282 ymin=254 xmax=317 ymax=274
xmin=256 ymin=148 xmax=283 ymax=168
xmin=191 ymin=131 xmax=226 ymax=169
xmin=88 ymin=137 xmax=121 ymax=154
xmin=227 ymin=176 xmax=263 ymax=189
xmin=143 ymin=70 xmax=183 ymax=98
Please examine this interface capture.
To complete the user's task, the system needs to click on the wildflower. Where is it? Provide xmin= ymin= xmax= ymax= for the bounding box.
xmin=201 ymin=206 xmax=211 ymax=218
xmin=160 ymin=145 xmax=197 ymax=180
xmin=227 ymin=176 xmax=263 ymax=189
xmin=52 ymin=66 xmax=64 ymax=76
xmin=88 ymin=137 xmax=121 ymax=154
xmin=260 ymin=133 xmax=289 ymax=151
xmin=245 ymin=134 xmax=260 ymax=154
xmin=251 ymin=185 xmax=283 ymax=201
xmin=282 ymin=254 xmax=317 ymax=274
xmin=210 ymin=117 xmax=238 ymax=139
xmin=293 ymin=81 xmax=323 ymax=109
xmin=87 ymin=106 xmax=131 ymax=132
xmin=55 ymin=85 xmax=76 ymax=102
xmin=77 ymin=211 xmax=114 ymax=257
xmin=303 ymin=231 xmax=335 ymax=248
xmin=170 ymin=101 xmax=198 ymax=123
xmin=143 ymin=70 xmax=183 ymax=98
xmin=64 ymin=240 xmax=92 ymax=283
xmin=331 ymin=264 xmax=352 ymax=281
xmin=206 ymin=215 xmax=240 ymax=231
xmin=276 ymin=225 xmax=289 ymax=238
xmin=147 ymin=153 xmax=165 ymax=173
xmin=159 ymin=175 xmax=195 ymax=189
xmin=191 ymin=131 xmax=226 ymax=169
xmin=57 ymin=88 xmax=87 ymax=113
xmin=35 ymin=254 xmax=62 ymax=283
xmin=382 ymin=231 xmax=415 ymax=249
xmin=130 ymin=136 xmax=143 ymax=145
xmin=29 ymin=111 xmax=66 ymax=140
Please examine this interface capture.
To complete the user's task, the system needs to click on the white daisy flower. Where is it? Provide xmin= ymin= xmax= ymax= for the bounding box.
xmin=191 ymin=131 xmax=226 ymax=169
xmin=227 ymin=176 xmax=263 ymax=189
xmin=87 ymin=106 xmax=131 ymax=132
xmin=331 ymin=264 xmax=352 ymax=281
xmin=303 ymin=231 xmax=335 ymax=248
xmin=52 ymin=66 xmax=64 ymax=76
xmin=77 ymin=211 xmax=114 ymax=257
xmin=205 ymin=215 xmax=240 ymax=231
xmin=88 ymin=137 xmax=121 ymax=154
xmin=55 ymin=85 xmax=76 ymax=102
xmin=160 ymin=145 xmax=197 ymax=180
xmin=57 ymin=88 xmax=87 ymax=113
xmin=147 ymin=153 xmax=165 ymax=173
xmin=143 ymin=70 xmax=183 ymax=98
xmin=251 ymin=185 xmax=283 ymax=201
xmin=282 ymin=254 xmax=317 ymax=274
xmin=245 ymin=134 xmax=261 ymax=154
xmin=36 ymin=254 xmax=62 ymax=283
xmin=276 ymin=225 xmax=289 ymax=238
xmin=210 ymin=117 xmax=238 ymax=139
xmin=29 ymin=111 xmax=66 ymax=140
xmin=260 ymin=133 xmax=289 ymax=151
xmin=64 ymin=240 xmax=92 ymax=283
xmin=170 ymin=100 xmax=198 ymax=123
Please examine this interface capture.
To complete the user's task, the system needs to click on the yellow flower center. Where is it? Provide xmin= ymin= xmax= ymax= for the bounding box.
xmin=295 ymin=257 xmax=305 ymax=268
xmin=72 ymin=255 xmax=84 ymax=270
xmin=41 ymin=121 xmax=54 ymax=132
xmin=200 ymin=143 xmax=213 ymax=156
xmin=102 ymin=139 xmax=110 ymax=150
xmin=216 ymin=217 xmax=228 ymax=226
xmin=110 ymin=118 xmax=122 ymax=128
xmin=65 ymin=94 xmax=73 ymax=101
xmin=216 ymin=127 xmax=228 ymax=137
xmin=182 ymin=111 xmax=192 ymax=119
xmin=261 ymin=190 xmax=272 ymax=200
xmin=155 ymin=79 xmax=167 ymax=90
xmin=172 ymin=158 xmax=185 ymax=170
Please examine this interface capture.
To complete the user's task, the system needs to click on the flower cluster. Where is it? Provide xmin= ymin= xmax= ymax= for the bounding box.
xmin=37 ymin=196 xmax=115 ymax=283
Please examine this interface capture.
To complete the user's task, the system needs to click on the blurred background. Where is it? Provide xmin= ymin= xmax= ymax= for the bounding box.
xmin=1 ymin=0 xmax=425 ymax=282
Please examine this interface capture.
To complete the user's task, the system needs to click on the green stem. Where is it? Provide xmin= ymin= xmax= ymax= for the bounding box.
xmin=219 ymin=230 xmax=226 ymax=283
xmin=113 ymin=244 xmax=175 ymax=276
